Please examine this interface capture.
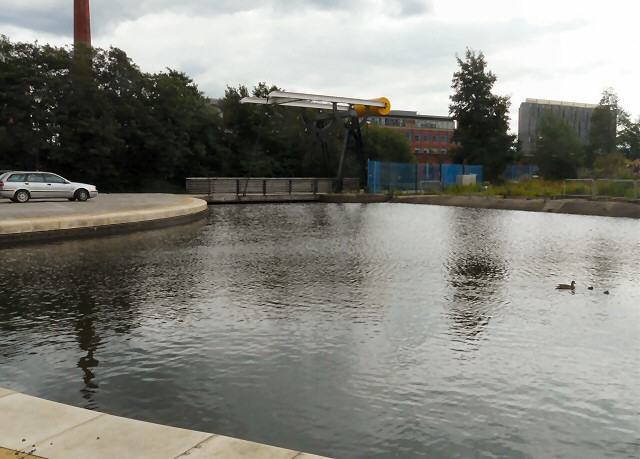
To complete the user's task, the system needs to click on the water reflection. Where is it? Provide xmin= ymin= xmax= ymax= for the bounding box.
xmin=0 ymin=219 xmax=208 ymax=405
xmin=76 ymin=311 xmax=100 ymax=409
xmin=205 ymin=203 xmax=378 ymax=324
xmin=444 ymin=208 xmax=508 ymax=349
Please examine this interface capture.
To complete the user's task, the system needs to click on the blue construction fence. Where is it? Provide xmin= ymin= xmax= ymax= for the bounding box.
xmin=367 ymin=161 xmax=542 ymax=193
xmin=506 ymin=165 xmax=539 ymax=181
xmin=367 ymin=160 xmax=483 ymax=193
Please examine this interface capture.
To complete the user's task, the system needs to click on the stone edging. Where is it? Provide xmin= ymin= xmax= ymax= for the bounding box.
xmin=0 ymin=198 xmax=209 ymax=245
xmin=321 ymin=194 xmax=640 ymax=218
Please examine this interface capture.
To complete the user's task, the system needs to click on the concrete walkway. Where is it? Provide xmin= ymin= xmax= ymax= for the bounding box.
xmin=0 ymin=388 xmax=330 ymax=459
xmin=0 ymin=193 xmax=209 ymax=243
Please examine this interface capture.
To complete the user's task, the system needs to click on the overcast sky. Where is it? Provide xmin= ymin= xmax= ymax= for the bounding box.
xmin=1 ymin=0 xmax=638 ymax=133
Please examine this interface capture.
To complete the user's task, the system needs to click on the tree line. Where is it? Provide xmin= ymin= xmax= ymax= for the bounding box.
xmin=449 ymin=48 xmax=640 ymax=181
xmin=2 ymin=37 xmax=637 ymax=192
xmin=0 ymin=36 xmax=412 ymax=192
xmin=533 ymin=89 xmax=640 ymax=179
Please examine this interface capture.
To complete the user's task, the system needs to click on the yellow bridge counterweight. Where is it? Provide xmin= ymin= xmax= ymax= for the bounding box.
xmin=354 ymin=97 xmax=391 ymax=117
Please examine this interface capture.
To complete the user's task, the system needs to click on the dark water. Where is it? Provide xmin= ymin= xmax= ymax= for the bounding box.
xmin=1 ymin=203 xmax=638 ymax=458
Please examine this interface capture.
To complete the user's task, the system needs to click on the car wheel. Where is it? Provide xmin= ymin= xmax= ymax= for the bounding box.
xmin=75 ymin=189 xmax=89 ymax=202
xmin=14 ymin=190 xmax=30 ymax=203
xmin=9 ymin=198 xmax=17 ymax=203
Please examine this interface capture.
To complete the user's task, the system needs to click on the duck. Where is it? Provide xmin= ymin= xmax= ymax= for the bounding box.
xmin=556 ymin=280 xmax=576 ymax=290
xmin=603 ymin=290 xmax=609 ymax=295
xmin=588 ymin=286 xmax=594 ymax=290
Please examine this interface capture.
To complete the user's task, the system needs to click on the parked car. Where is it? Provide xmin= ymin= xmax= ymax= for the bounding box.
xmin=0 ymin=171 xmax=98 ymax=203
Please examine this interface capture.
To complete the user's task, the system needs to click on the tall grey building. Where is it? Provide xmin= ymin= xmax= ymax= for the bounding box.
xmin=518 ymin=98 xmax=597 ymax=155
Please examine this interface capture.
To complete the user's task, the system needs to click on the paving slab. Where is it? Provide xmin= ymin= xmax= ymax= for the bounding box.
xmin=178 ymin=435 xmax=302 ymax=459
xmin=0 ymin=393 xmax=102 ymax=451
xmin=0 ymin=388 xmax=333 ymax=459
xmin=32 ymin=414 xmax=212 ymax=459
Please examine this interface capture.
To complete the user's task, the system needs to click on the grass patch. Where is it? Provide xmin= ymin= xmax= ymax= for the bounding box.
xmin=440 ymin=179 xmax=564 ymax=198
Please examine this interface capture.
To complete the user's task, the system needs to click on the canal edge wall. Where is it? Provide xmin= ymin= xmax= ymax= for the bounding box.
xmin=0 ymin=197 xmax=209 ymax=245
xmin=320 ymin=194 xmax=640 ymax=218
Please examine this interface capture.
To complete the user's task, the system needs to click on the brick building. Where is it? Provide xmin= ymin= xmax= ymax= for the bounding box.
xmin=369 ymin=110 xmax=457 ymax=163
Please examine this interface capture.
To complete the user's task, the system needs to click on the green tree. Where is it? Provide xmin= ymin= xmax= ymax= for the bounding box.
xmin=219 ymin=82 xmax=335 ymax=178
xmin=91 ymin=47 xmax=154 ymax=190
xmin=617 ymin=110 xmax=640 ymax=160
xmin=1 ymin=36 xmax=231 ymax=191
xmin=51 ymin=45 xmax=123 ymax=188
xmin=0 ymin=36 xmax=49 ymax=170
xmin=593 ymin=152 xmax=629 ymax=179
xmin=534 ymin=110 xmax=583 ymax=179
xmin=362 ymin=125 xmax=414 ymax=163
xmin=587 ymin=88 xmax=618 ymax=166
xmin=448 ymin=48 xmax=518 ymax=181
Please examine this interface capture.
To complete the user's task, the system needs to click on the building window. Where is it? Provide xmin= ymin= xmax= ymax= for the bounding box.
xmin=441 ymin=148 xmax=447 ymax=154
xmin=414 ymin=147 xmax=421 ymax=153
xmin=406 ymin=132 xmax=412 ymax=140
xmin=384 ymin=118 xmax=406 ymax=127
xmin=432 ymin=134 xmax=439 ymax=143
xmin=415 ymin=134 xmax=421 ymax=142
xmin=441 ymin=134 xmax=448 ymax=143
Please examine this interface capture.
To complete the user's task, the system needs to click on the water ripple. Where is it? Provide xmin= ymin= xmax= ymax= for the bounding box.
xmin=0 ymin=204 xmax=638 ymax=459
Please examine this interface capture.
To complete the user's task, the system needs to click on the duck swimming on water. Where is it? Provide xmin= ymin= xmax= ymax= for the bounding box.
xmin=556 ymin=281 xmax=576 ymax=290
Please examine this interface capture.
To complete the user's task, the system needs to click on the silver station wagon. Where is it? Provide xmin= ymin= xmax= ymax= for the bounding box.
xmin=0 ymin=171 xmax=98 ymax=203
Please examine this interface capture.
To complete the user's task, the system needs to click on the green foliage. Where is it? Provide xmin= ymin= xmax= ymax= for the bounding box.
xmin=441 ymin=179 xmax=566 ymax=198
xmin=593 ymin=152 xmax=632 ymax=179
xmin=448 ymin=48 xmax=519 ymax=181
xmin=1 ymin=35 xmax=475 ymax=191
xmin=217 ymin=82 xmax=314 ymax=177
xmin=534 ymin=110 xmax=584 ymax=179
xmin=594 ymin=180 xmax=636 ymax=198
xmin=617 ymin=111 xmax=640 ymax=160
xmin=443 ymin=183 xmax=483 ymax=195
xmin=563 ymin=180 xmax=593 ymax=196
xmin=0 ymin=36 xmax=227 ymax=191
xmin=362 ymin=125 xmax=414 ymax=163
xmin=494 ymin=179 xmax=563 ymax=197
xmin=587 ymin=88 xmax=618 ymax=166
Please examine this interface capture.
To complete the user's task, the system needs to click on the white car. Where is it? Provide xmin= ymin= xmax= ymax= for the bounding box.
xmin=0 ymin=171 xmax=98 ymax=203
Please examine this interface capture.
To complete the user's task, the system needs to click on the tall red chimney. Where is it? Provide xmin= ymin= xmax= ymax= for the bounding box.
xmin=74 ymin=0 xmax=91 ymax=47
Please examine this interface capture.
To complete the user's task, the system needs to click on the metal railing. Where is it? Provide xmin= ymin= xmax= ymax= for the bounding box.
xmin=564 ymin=179 xmax=638 ymax=198
xmin=186 ymin=177 xmax=356 ymax=195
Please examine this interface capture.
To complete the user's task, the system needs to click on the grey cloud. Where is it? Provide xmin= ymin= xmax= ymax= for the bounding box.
xmin=0 ymin=5 xmax=70 ymax=37
xmin=397 ymin=0 xmax=432 ymax=17
xmin=0 ymin=0 xmax=436 ymax=38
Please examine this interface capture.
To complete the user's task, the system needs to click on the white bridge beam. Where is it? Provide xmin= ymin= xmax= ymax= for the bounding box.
xmin=241 ymin=90 xmax=390 ymax=115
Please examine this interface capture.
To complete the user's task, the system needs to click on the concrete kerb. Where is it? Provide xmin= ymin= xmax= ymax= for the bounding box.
xmin=0 ymin=196 xmax=209 ymax=244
